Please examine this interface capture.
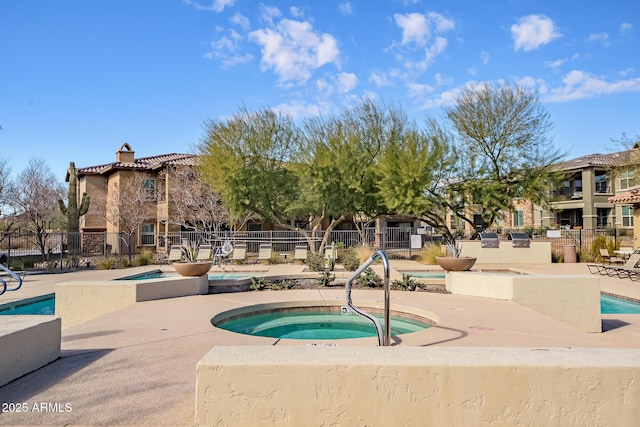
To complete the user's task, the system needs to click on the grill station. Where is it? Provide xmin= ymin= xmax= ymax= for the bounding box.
xmin=509 ymin=232 xmax=531 ymax=248
xmin=480 ymin=232 xmax=500 ymax=248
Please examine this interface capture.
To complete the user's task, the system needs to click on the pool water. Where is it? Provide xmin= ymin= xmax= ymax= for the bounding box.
xmin=0 ymin=295 xmax=55 ymax=315
xmin=401 ymin=271 xmax=446 ymax=279
xmin=601 ymin=294 xmax=640 ymax=314
xmin=215 ymin=309 xmax=433 ymax=339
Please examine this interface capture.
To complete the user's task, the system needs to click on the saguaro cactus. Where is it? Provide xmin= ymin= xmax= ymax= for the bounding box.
xmin=59 ymin=162 xmax=90 ymax=256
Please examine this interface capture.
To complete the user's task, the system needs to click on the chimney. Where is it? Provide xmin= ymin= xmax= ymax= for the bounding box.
xmin=116 ymin=143 xmax=135 ymax=163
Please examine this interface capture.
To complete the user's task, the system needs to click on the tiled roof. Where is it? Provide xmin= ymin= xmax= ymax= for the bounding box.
xmin=553 ymin=150 xmax=631 ymax=171
xmin=608 ymin=185 xmax=640 ymax=205
xmin=77 ymin=153 xmax=198 ymax=176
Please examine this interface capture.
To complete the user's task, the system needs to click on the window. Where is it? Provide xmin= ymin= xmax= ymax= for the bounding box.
xmin=620 ymin=170 xmax=636 ymax=190
xmin=513 ymin=210 xmax=524 ymax=228
xmin=142 ymin=178 xmax=156 ymax=200
xmin=622 ymin=206 xmax=634 ymax=227
xmin=141 ymin=223 xmax=155 ymax=245
xmin=595 ymin=171 xmax=609 ymax=193
xmin=596 ymin=208 xmax=610 ymax=228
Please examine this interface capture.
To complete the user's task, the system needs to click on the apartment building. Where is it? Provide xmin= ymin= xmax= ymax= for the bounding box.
xmin=543 ymin=147 xmax=638 ymax=231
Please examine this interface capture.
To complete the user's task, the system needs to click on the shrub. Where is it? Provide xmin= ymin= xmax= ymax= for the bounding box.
xmin=250 ymin=277 xmax=271 ymax=291
xmin=316 ymin=270 xmax=335 ymax=287
xmin=341 ymin=247 xmax=360 ymax=271
xmin=134 ymin=250 xmax=154 ymax=266
xmin=355 ymin=244 xmax=375 ymax=263
xmin=355 ymin=267 xmax=382 ymax=288
xmin=418 ymin=243 xmax=444 ymax=265
xmin=392 ymin=273 xmax=418 ymax=291
xmin=97 ymin=257 xmax=115 ymax=270
xmin=306 ymin=253 xmax=325 ymax=272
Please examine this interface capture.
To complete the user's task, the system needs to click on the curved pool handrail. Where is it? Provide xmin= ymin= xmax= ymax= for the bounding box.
xmin=345 ymin=250 xmax=391 ymax=346
xmin=0 ymin=277 xmax=6 ymax=295
xmin=0 ymin=263 xmax=23 ymax=293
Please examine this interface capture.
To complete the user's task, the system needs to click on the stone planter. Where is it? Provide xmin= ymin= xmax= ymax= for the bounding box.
xmin=172 ymin=261 xmax=213 ymax=277
xmin=435 ymin=256 xmax=477 ymax=272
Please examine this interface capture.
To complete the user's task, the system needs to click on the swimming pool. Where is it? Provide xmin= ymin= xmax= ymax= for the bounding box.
xmin=0 ymin=294 xmax=55 ymax=315
xmin=214 ymin=306 xmax=434 ymax=340
xmin=601 ymin=294 xmax=640 ymax=314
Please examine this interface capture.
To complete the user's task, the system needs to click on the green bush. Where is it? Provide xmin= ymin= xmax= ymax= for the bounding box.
xmin=306 ymin=253 xmax=325 ymax=272
xmin=250 ymin=277 xmax=271 ymax=290
xmin=341 ymin=247 xmax=360 ymax=271
xmin=134 ymin=250 xmax=154 ymax=266
xmin=97 ymin=257 xmax=115 ymax=270
xmin=316 ymin=270 xmax=335 ymax=286
xmin=355 ymin=267 xmax=382 ymax=288
xmin=392 ymin=274 xmax=418 ymax=291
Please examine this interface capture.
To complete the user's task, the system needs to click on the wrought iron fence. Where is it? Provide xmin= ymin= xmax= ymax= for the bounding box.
xmin=0 ymin=227 xmax=632 ymax=270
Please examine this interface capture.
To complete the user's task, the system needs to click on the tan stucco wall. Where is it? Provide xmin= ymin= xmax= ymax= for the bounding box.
xmin=0 ymin=316 xmax=61 ymax=387
xmin=55 ymin=274 xmax=208 ymax=329
xmin=458 ymin=241 xmax=551 ymax=263
xmin=196 ymin=346 xmax=640 ymax=426
xmin=445 ymin=272 xmax=601 ymax=332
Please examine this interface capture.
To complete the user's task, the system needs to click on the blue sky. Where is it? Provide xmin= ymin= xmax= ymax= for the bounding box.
xmin=1 ymin=0 xmax=639 ymax=182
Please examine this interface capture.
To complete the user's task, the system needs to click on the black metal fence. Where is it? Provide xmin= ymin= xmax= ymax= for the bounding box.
xmin=0 ymin=228 xmax=632 ymax=270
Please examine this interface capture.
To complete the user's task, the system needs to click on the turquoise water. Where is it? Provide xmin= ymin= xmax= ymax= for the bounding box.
xmin=400 ymin=271 xmax=446 ymax=279
xmin=0 ymin=295 xmax=55 ymax=315
xmin=215 ymin=309 xmax=432 ymax=339
xmin=601 ymin=294 xmax=640 ymax=314
xmin=116 ymin=271 xmax=252 ymax=280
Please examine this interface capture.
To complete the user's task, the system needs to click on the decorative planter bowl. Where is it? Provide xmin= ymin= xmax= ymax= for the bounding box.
xmin=172 ymin=261 xmax=213 ymax=277
xmin=435 ymin=256 xmax=477 ymax=272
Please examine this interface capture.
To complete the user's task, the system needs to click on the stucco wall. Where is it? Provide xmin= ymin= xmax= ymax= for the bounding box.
xmin=445 ymin=272 xmax=601 ymax=332
xmin=55 ymin=275 xmax=208 ymax=329
xmin=458 ymin=241 xmax=551 ymax=263
xmin=196 ymin=346 xmax=640 ymax=426
xmin=0 ymin=316 xmax=61 ymax=387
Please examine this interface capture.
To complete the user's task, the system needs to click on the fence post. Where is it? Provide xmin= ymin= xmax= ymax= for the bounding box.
xmin=7 ymin=232 xmax=11 ymax=267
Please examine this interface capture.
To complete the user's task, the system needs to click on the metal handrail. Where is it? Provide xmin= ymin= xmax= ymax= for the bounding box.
xmin=0 ymin=263 xmax=23 ymax=294
xmin=345 ymin=250 xmax=391 ymax=346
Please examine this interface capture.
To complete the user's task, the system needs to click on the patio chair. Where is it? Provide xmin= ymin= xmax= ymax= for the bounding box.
xmin=294 ymin=245 xmax=308 ymax=263
xmin=614 ymin=253 xmax=640 ymax=279
xmin=231 ymin=244 xmax=247 ymax=264
xmin=257 ymin=244 xmax=272 ymax=263
xmin=599 ymin=248 xmax=623 ymax=265
xmin=163 ymin=245 xmax=183 ymax=264
xmin=196 ymin=244 xmax=212 ymax=262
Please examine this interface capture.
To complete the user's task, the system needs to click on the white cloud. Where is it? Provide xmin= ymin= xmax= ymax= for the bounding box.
xmin=619 ymin=67 xmax=636 ymax=77
xmin=204 ymin=29 xmax=253 ymax=66
xmin=480 ymin=51 xmax=490 ymax=65
xmin=434 ymin=73 xmax=452 ymax=86
xmin=545 ymin=58 xmax=566 ymax=69
xmin=620 ymin=23 xmax=633 ymax=34
xmin=290 ymin=6 xmax=304 ymax=18
xmin=546 ymin=70 xmax=640 ymax=102
xmin=392 ymin=12 xmax=454 ymax=73
xmin=394 ymin=13 xmax=429 ymax=47
xmin=230 ymin=13 xmax=250 ymax=31
xmin=407 ymin=82 xmax=434 ymax=98
xmin=249 ymin=19 xmax=340 ymax=84
xmin=183 ymin=0 xmax=235 ymax=12
xmin=316 ymin=72 xmax=357 ymax=95
xmin=587 ymin=32 xmax=610 ymax=47
xmin=338 ymin=2 xmax=352 ymax=16
xmin=273 ymin=101 xmax=323 ymax=118
xmin=511 ymin=14 xmax=561 ymax=51
xmin=369 ymin=71 xmax=393 ymax=87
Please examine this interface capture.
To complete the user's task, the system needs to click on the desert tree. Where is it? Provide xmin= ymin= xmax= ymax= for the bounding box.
xmin=198 ymin=106 xmax=301 ymax=232
xmin=13 ymin=158 xmax=65 ymax=259
xmin=0 ymin=158 xmax=18 ymax=248
xmin=161 ymin=165 xmax=234 ymax=240
xmin=444 ymin=82 xmax=561 ymax=234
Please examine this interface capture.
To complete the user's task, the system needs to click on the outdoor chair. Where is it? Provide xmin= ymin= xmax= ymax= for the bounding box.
xmin=196 ymin=244 xmax=212 ymax=262
xmin=614 ymin=253 xmax=640 ymax=279
xmin=231 ymin=244 xmax=247 ymax=264
xmin=163 ymin=245 xmax=183 ymax=264
xmin=599 ymin=248 xmax=623 ymax=265
xmin=256 ymin=244 xmax=272 ymax=263
xmin=294 ymin=245 xmax=308 ymax=263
